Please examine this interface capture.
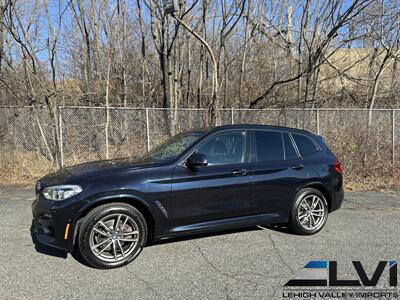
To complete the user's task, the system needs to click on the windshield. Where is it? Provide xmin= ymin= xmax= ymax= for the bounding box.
xmin=142 ymin=131 xmax=204 ymax=161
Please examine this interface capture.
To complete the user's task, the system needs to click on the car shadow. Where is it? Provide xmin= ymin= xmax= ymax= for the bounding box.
xmin=30 ymin=220 xmax=68 ymax=259
xmin=260 ymin=223 xmax=298 ymax=235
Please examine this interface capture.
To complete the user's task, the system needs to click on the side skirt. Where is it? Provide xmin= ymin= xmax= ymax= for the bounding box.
xmin=154 ymin=213 xmax=287 ymax=241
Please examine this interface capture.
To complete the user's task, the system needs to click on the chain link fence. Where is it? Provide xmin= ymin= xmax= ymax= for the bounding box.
xmin=0 ymin=107 xmax=58 ymax=180
xmin=60 ymin=107 xmax=148 ymax=165
xmin=0 ymin=106 xmax=398 ymax=185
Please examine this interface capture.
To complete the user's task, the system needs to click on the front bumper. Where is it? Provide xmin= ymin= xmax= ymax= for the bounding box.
xmin=31 ymin=194 xmax=77 ymax=252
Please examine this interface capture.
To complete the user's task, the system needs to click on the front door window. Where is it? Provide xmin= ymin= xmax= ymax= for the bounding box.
xmin=196 ymin=131 xmax=247 ymax=165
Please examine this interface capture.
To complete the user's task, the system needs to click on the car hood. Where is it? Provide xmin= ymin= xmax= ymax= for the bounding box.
xmin=37 ymin=157 xmax=165 ymax=188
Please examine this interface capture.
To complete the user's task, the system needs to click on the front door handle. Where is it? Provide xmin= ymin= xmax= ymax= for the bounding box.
xmin=232 ymin=169 xmax=247 ymax=176
xmin=291 ymin=164 xmax=304 ymax=170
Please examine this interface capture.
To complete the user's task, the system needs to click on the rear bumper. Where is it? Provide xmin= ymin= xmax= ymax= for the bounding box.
xmin=330 ymin=186 xmax=344 ymax=212
xmin=328 ymin=173 xmax=344 ymax=212
xmin=31 ymin=195 xmax=76 ymax=252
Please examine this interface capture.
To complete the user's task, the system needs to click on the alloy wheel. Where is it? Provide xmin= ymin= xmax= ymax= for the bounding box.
xmin=297 ymin=195 xmax=325 ymax=231
xmin=89 ymin=213 xmax=140 ymax=262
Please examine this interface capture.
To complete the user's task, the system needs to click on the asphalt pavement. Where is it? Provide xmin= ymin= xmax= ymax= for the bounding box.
xmin=0 ymin=186 xmax=399 ymax=299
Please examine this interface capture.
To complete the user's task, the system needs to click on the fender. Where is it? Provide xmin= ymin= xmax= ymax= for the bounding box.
xmin=70 ymin=190 xmax=157 ymax=248
xmin=290 ymin=181 xmax=331 ymax=210
xmin=74 ymin=190 xmax=156 ymax=222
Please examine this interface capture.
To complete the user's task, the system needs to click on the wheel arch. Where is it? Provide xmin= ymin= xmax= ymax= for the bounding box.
xmin=73 ymin=195 xmax=155 ymax=246
xmin=298 ymin=183 xmax=333 ymax=212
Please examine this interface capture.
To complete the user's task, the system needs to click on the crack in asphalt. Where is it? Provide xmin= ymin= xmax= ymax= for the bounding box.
xmin=192 ymin=242 xmax=237 ymax=281
xmin=257 ymin=226 xmax=295 ymax=299
xmin=191 ymin=241 xmax=262 ymax=297
xmin=258 ymin=226 xmax=295 ymax=276
xmin=224 ymin=283 xmax=233 ymax=300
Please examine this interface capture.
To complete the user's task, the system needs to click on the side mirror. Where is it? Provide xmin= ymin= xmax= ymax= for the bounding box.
xmin=186 ymin=153 xmax=208 ymax=169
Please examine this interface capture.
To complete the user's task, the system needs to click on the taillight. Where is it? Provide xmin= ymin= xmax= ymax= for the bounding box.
xmin=333 ymin=160 xmax=342 ymax=174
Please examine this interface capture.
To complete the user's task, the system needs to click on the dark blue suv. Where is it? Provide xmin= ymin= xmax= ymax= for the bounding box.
xmin=32 ymin=125 xmax=344 ymax=268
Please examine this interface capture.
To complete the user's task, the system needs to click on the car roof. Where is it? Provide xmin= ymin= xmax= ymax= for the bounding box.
xmin=205 ymin=124 xmax=314 ymax=135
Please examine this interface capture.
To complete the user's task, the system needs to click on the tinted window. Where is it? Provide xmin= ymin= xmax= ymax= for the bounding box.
xmin=283 ymin=133 xmax=298 ymax=160
xmin=253 ymin=131 xmax=284 ymax=162
xmin=292 ymin=134 xmax=318 ymax=156
xmin=197 ymin=131 xmax=246 ymax=165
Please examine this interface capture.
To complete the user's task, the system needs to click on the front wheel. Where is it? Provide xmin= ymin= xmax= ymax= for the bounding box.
xmin=288 ymin=188 xmax=328 ymax=235
xmin=78 ymin=203 xmax=147 ymax=269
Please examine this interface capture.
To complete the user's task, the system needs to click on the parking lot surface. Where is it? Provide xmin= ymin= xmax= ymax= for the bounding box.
xmin=0 ymin=186 xmax=399 ymax=299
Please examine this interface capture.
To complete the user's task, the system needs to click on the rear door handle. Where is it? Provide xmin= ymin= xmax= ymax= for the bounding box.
xmin=232 ymin=169 xmax=247 ymax=176
xmin=291 ymin=164 xmax=304 ymax=170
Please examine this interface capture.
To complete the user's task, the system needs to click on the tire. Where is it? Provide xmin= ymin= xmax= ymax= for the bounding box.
xmin=78 ymin=203 xmax=147 ymax=269
xmin=288 ymin=188 xmax=328 ymax=235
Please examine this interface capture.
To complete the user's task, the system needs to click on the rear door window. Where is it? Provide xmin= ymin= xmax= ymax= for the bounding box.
xmin=252 ymin=131 xmax=284 ymax=162
xmin=292 ymin=134 xmax=318 ymax=157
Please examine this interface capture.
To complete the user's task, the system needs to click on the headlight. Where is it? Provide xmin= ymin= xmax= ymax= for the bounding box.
xmin=42 ymin=185 xmax=82 ymax=201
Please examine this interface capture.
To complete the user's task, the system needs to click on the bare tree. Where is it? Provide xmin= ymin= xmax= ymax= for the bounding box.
xmin=0 ymin=0 xmax=399 ymax=114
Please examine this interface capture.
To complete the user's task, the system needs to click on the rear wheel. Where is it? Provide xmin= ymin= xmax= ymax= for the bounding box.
xmin=288 ymin=188 xmax=328 ymax=235
xmin=78 ymin=203 xmax=147 ymax=269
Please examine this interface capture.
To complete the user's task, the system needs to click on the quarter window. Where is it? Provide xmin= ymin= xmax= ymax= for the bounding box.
xmin=253 ymin=131 xmax=284 ymax=162
xmin=197 ymin=131 xmax=246 ymax=165
xmin=283 ymin=133 xmax=298 ymax=160
xmin=292 ymin=134 xmax=318 ymax=156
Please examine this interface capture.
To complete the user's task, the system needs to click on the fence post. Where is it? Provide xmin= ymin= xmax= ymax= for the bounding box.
xmin=58 ymin=107 xmax=64 ymax=168
xmin=316 ymin=108 xmax=320 ymax=135
xmin=392 ymin=109 xmax=395 ymax=170
xmin=146 ymin=108 xmax=150 ymax=151
xmin=231 ymin=108 xmax=234 ymax=125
